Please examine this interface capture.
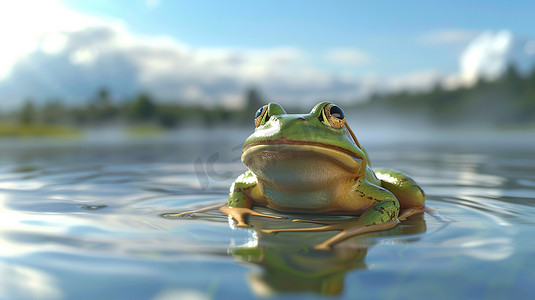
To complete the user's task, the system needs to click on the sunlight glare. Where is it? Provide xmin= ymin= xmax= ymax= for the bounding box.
xmin=0 ymin=0 xmax=96 ymax=79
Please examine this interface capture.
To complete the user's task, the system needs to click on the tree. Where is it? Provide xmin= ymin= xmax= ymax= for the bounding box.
xmin=501 ymin=64 xmax=523 ymax=92
xmin=94 ymin=87 xmax=112 ymax=108
xmin=19 ymin=99 xmax=35 ymax=125
xmin=42 ymin=100 xmax=66 ymax=124
xmin=129 ymin=92 xmax=156 ymax=121
xmin=88 ymin=87 xmax=118 ymax=122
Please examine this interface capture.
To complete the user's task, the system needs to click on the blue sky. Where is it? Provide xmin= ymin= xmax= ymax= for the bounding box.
xmin=61 ymin=0 xmax=535 ymax=74
xmin=0 ymin=0 xmax=534 ymax=108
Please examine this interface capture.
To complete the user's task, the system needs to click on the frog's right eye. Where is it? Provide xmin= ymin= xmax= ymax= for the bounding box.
xmin=254 ymin=105 xmax=269 ymax=127
xmin=320 ymin=103 xmax=345 ymax=129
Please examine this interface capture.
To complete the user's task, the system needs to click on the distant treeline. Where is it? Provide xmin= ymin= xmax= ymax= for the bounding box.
xmin=4 ymin=88 xmax=265 ymax=128
xmin=357 ymin=64 xmax=535 ymax=127
xmin=3 ymin=64 xmax=535 ymax=129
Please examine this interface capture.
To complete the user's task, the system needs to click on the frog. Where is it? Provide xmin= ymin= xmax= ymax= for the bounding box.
xmin=169 ymin=102 xmax=427 ymax=250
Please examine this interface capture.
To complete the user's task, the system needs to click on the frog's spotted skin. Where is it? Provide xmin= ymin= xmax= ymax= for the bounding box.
xmin=172 ymin=102 xmax=426 ymax=250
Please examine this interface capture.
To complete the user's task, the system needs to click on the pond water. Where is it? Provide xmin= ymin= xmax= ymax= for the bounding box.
xmin=1 ymin=128 xmax=534 ymax=299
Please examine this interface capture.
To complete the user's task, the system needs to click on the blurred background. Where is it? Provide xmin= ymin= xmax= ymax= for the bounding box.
xmin=1 ymin=0 xmax=534 ymax=136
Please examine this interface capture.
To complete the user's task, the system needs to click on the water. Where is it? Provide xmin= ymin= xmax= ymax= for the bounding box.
xmin=1 ymin=128 xmax=534 ymax=299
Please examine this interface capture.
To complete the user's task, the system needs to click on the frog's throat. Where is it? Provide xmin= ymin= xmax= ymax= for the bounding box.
xmin=241 ymin=141 xmax=363 ymax=172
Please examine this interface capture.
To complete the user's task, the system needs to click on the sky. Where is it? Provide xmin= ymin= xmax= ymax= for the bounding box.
xmin=0 ymin=0 xmax=534 ymax=109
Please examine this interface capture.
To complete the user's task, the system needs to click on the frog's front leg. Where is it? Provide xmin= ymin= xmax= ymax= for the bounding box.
xmin=222 ymin=171 xmax=284 ymax=227
xmin=373 ymin=168 xmax=426 ymax=220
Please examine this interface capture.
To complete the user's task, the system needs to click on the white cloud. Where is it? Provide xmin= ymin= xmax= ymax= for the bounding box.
xmin=459 ymin=30 xmax=535 ymax=86
xmin=70 ymin=49 xmax=97 ymax=65
xmin=460 ymin=30 xmax=513 ymax=85
xmin=40 ymin=33 xmax=68 ymax=55
xmin=325 ymin=48 xmax=370 ymax=67
xmin=0 ymin=0 xmax=105 ymax=79
xmin=420 ymin=29 xmax=480 ymax=45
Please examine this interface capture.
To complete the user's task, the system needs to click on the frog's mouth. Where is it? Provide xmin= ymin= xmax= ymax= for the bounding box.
xmin=241 ymin=138 xmax=362 ymax=166
xmin=242 ymin=138 xmax=364 ymax=190
xmin=242 ymin=138 xmax=362 ymax=161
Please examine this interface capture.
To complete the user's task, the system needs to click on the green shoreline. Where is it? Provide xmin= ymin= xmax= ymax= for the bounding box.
xmin=0 ymin=124 xmax=81 ymax=138
xmin=0 ymin=124 xmax=170 ymax=138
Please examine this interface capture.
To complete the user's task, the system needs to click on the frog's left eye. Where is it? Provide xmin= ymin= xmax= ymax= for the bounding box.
xmin=254 ymin=105 xmax=269 ymax=127
xmin=320 ymin=104 xmax=345 ymax=129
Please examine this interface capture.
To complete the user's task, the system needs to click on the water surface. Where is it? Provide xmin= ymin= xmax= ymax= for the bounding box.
xmin=1 ymin=128 xmax=534 ymax=299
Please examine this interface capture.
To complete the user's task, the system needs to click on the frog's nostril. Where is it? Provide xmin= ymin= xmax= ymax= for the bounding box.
xmin=298 ymin=117 xmax=306 ymax=121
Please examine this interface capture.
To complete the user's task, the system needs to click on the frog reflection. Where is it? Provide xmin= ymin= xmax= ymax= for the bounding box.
xmin=170 ymin=102 xmax=427 ymax=250
xmin=232 ymin=213 xmax=427 ymax=296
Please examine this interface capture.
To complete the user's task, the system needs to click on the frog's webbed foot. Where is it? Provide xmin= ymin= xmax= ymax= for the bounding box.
xmin=220 ymin=206 xmax=286 ymax=228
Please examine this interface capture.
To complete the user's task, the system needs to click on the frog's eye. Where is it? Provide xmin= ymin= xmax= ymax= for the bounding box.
xmin=320 ymin=104 xmax=345 ymax=129
xmin=254 ymin=105 xmax=270 ymax=127
xmin=254 ymin=106 xmax=264 ymax=119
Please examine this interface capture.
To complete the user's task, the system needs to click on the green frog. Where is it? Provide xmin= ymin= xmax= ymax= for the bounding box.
xmin=170 ymin=102 xmax=426 ymax=250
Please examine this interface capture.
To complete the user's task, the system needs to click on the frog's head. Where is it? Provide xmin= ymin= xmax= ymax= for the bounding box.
xmin=242 ymin=102 xmax=367 ymax=192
